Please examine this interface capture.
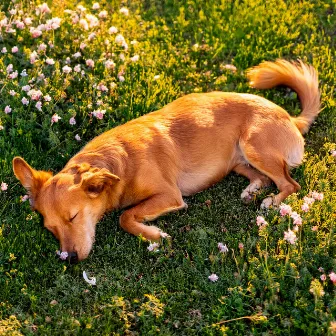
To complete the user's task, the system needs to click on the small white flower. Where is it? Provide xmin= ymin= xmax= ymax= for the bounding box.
xmin=108 ymin=26 xmax=118 ymax=34
xmin=4 ymin=105 xmax=12 ymax=114
xmin=153 ymin=75 xmax=160 ymax=80
xmin=130 ymin=54 xmax=139 ymax=62
xmin=208 ymin=273 xmax=219 ymax=282
xmin=74 ymin=64 xmax=81 ymax=73
xmin=160 ymin=231 xmax=170 ymax=238
xmin=20 ymin=69 xmax=28 ymax=77
xmin=75 ymin=134 xmax=81 ymax=141
xmin=119 ymin=7 xmax=129 ymax=16
xmin=51 ymin=114 xmax=61 ymax=123
xmin=57 ymin=251 xmax=68 ymax=260
xmin=92 ymin=3 xmax=100 ymax=10
xmin=62 ymin=65 xmax=72 ymax=74
xmin=284 ymin=229 xmax=297 ymax=245
xmin=6 ymin=64 xmax=13 ymax=73
xmin=46 ymin=58 xmax=55 ymax=65
xmin=69 ymin=117 xmax=76 ymax=125
xmin=36 ymin=101 xmax=42 ymax=111
xmin=218 ymin=242 xmax=229 ymax=253
xmin=22 ymin=97 xmax=29 ymax=105
xmin=44 ymin=95 xmax=51 ymax=102
xmin=83 ymin=271 xmax=96 ymax=285
xmin=9 ymin=90 xmax=16 ymax=96
xmin=12 ymin=46 xmax=18 ymax=53
xmin=118 ymin=75 xmax=125 ymax=82
xmin=1 ymin=47 xmax=7 ymax=53
xmin=73 ymin=52 xmax=81 ymax=58
xmin=22 ymin=85 xmax=31 ymax=92
xmin=147 ymin=242 xmax=160 ymax=251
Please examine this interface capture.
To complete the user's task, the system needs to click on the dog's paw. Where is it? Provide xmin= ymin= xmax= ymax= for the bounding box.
xmin=261 ymin=197 xmax=274 ymax=209
xmin=144 ymin=225 xmax=162 ymax=241
xmin=241 ymin=190 xmax=254 ymax=204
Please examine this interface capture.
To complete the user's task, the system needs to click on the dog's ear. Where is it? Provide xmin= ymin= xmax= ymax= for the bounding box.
xmin=12 ymin=157 xmax=53 ymax=201
xmin=77 ymin=168 xmax=120 ymax=198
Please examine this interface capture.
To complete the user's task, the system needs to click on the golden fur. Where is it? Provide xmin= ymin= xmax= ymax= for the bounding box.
xmin=13 ymin=59 xmax=320 ymax=261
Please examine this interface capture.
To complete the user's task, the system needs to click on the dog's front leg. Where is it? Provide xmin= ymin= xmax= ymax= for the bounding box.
xmin=119 ymin=192 xmax=187 ymax=240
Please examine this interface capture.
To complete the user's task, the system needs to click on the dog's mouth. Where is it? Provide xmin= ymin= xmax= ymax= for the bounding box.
xmin=56 ymin=250 xmax=79 ymax=264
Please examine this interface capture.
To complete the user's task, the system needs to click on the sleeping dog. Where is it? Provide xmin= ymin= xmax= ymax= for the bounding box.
xmin=13 ymin=59 xmax=320 ymax=262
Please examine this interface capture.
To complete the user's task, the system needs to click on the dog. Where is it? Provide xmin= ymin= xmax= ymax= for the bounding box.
xmin=13 ymin=59 xmax=320 ymax=262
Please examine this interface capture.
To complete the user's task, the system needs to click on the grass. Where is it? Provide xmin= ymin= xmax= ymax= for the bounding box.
xmin=0 ymin=0 xmax=336 ymax=334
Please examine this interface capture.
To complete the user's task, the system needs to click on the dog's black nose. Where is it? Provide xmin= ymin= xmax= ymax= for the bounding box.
xmin=68 ymin=251 xmax=78 ymax=264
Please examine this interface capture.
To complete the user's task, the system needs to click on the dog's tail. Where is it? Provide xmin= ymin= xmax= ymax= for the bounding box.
xmin=247 ymin=59 xmax=320 ymax=134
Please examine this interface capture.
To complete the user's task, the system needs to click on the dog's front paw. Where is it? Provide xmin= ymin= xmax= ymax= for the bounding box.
xmin=241 ymin=190 xmax=254 ymax=204
xmin=261 ymin=197 xmax=274 ymax=209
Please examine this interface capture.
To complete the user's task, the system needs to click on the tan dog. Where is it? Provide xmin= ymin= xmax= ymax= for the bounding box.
xmin=13 ymin=60 xmax=320 ymax=261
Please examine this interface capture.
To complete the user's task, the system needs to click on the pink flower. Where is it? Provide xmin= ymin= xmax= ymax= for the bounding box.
xmin=320 ymin=274 xmax=327 ymax=281
xmin=147 ymin=242 xmax=159 ymax=251
xmin=1 ymin=47 xmax=7 ymax=53
xmin=36 ymin=3 xmax=51 ymax=15
xmin=279 ymin=203 xmax=292 ymax=216
xmin=22 ymin=85 xmax=30 ymax=92
xmin=16 ymin=21 xmax=25 ymax=29
xmin=51 ymin=114 xmax=61 ymax=123
xmin=118 ymin=75 xmax=125 ymax=82
xmin=75 ymin=134 xmax=81 ymax=141
xmin=329 ymin=272 xmax=336 ymax=284
xmin=86 ymin=59 xmax=94 ymax=68
xmin=62 ymin=65 xmax=72 ymax=74
xmin=69 ymin=117 xmax=76 ymax=125
xmin=73 ymin=52 xmax=81 ymax=58
xmin=301 ymin=203 xmax=309 ymax=212
xmin=256 ymin=216 xmax=267 ymax=226
xmin=238 ymin=243 xmax=244 ymax=250
xmin=9 ymin=71 xmax=18 ymax=79
xmin=311 ymin=191 xmax=324 ymax=201
xmin=38 ymin=43 xmax=47 ymax=52
xmin=79 ymin=19 xmax=89 ymax=30
xmin=45 ymin=17 xmax=61 ymax=30
xmin=24 ymin=17 xmax=32 ymax=25
xmin=9 ymin=90 xmax=16 ymax=96
xmin=92 ymin=109 xmax=106 ymax=119
xmin=311 ymin=226 xmax=318 ymax=232
xmin=28 ymin=89 xmax=42 ymax=101
xmin=108 ymin=26 xmax=118 ymax=34
xmin=160 ymin=231 xmax=170 ymax=238
xmin=30 ymin=51 xmax=38 ymax=63
xmin=291 ymin=212 xmax=302 ymax=225
xmin=97 ymin=83 xmax=108 ymax=92
xmin=115 ymin=34 xmax=125 ymax=44
xmin=4 ymin=105 xmax=12 ymax=114
xmin=30 ymin=28 xmax=43 ymax=38
xmin=318 ymin=267 xmax=324 ymax=273
xmin=331 ymin=150 xmax=336 ymax=157
xmin=218 ymin=242 xmax=229 ymax=253
xmin=1 ymin=182 xmax=8 ymax=191
xmin=293 ymin=225 xmax=299 ymax=232
xmin=20 ymin=194 xmax=29 ymax=202
xmin=105 ymin=60 xmax=115 ymax=69
xmin=44 ymin=95 xmax=51 ymax=102
xmin=284 ymin=229 xmax=297 ymax=244
xmin=92 ymin=3 xmax=100 ymax=9
xmin=12 ymin=46 xmax=18 ymax=53
xmin=35 ymin=101 xmax=42 ymax=111
xmin=74 ymin=64 xmax=81 ymax=73
xmin=80 ymin=42 xmax=86 ymax=50
xmin=303 ymin=196 xmax=315 ymax=205
xmin=22 ymin=97 xmax=29 ymax=105
xmin=85 ymin=14 xmax=99 ymax=28
xmin=6 ymin=64 xmax=13 ymax=73
xmin=59 ymin=251 xmax=68 ymax=260
xmin=208 ymin=273 xmax=219 ymax=282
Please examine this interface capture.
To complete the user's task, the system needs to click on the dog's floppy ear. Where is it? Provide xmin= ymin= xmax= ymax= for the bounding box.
xmin=77 ymin=168 xmax=120 ymax=198
xmin=12 ymin=157 xmax=53 ymax=202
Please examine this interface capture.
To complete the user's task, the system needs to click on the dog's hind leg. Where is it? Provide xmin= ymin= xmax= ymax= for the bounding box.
xmin=233 ymin=163 xmax=272 ymax=203
xmin=240 ymin=143 xmax=301 ymax=208
xmin=119 ymin=189 xmax=187 ymax=240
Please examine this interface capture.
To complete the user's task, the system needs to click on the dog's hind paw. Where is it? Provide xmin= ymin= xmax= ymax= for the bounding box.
xmin=261 ymin=197 xmax=274 ymax=209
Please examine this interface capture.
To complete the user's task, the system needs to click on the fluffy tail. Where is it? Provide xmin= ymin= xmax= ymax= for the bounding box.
xmin=247 ymin=59 xmax=320 ymax=134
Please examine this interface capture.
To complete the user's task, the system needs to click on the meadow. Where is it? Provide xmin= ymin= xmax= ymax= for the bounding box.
xmin=0 ymin=0 xmax=336 ymax=334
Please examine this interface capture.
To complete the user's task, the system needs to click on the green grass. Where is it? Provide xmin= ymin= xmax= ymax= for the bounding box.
xmin=1 ymin=0 xmax=336 ymax=334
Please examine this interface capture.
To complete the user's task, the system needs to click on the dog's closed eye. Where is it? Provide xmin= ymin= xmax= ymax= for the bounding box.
xmin=70 ymin=213 xmax=78 ymax=222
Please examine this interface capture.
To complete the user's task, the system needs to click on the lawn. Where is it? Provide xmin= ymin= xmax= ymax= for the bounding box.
xmin=0 ymin=0 xmax=336 ymax=334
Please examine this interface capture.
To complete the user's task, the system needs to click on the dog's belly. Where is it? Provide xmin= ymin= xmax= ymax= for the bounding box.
xmin=177 ymin=162 xmax=229 ymax=196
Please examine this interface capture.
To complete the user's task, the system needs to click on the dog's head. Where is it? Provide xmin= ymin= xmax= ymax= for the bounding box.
xmin=12 ymin=157 xmax=120 ymax=262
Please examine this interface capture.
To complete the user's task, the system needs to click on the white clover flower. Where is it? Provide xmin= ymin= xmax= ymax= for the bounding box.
xmin=130 ymin=54 xmax=139 ymax=62
xmin=46 ymin=58 xmax=55 ymax=65
xmin=119 ymin=7 xmax=129 ymax=16
xmin=75 ymin=134 xmax=81 ymax=141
